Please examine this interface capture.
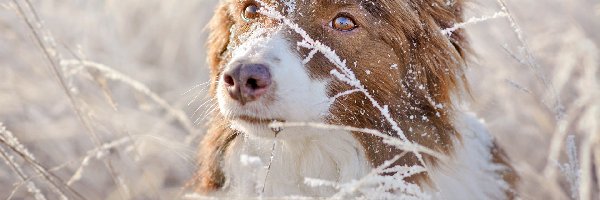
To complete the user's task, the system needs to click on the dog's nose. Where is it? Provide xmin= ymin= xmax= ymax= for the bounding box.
xmin=223 ymin=64 xmax=272 ymax=105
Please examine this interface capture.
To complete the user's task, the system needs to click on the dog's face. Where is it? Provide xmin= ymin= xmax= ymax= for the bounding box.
xmin=208 ymin=0 xmax=467 ymax=141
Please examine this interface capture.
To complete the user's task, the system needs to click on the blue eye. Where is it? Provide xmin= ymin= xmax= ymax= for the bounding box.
xmin=331 ymin=15 xmax=357 ymax=31
xmin=242 ymin=4 xmax=259 ymax=21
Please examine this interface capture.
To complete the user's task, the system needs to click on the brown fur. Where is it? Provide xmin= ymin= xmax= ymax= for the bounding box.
xmin=193 ymin=0 xmax=518 ymax=197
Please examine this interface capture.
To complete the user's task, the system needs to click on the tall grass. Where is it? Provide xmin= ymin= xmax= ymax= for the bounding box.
xmin=0 ymin=0 xmax=598 ymax=199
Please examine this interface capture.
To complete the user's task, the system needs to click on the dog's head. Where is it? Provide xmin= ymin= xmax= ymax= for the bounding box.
xmin=207 ymin=0 xmax=467 ymax=145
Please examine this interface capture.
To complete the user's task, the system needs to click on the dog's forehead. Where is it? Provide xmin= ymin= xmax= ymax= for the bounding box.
xmin=293 ymin=0 xmax=386 ymax=15
xmin=293 ymin=0 xmax=386 ymax=13
xmin=227 ymin=0 xmax=385 ymax=14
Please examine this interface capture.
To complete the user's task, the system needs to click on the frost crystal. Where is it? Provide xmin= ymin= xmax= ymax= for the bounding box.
xmin=441 ymin=11 xmax=508 ymax=36
xmin=557 ymin=135 xmax=580 ymax=200
xmin=281 ymin=0 xmax=296 ymax=14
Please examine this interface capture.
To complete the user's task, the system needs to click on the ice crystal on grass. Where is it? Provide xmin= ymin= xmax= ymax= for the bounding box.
xmin=556 ymin=135 xmax=581 ymax=200
xmin=0 ymin=123 xmax=47 ymax=200
xmin=0 ymin=146 xmax=46 ymax=200
xmin=441 ymin=11 xmax=508 ymax=36
xmin=305 ymin=154 xmax=430 ymax=200
xmin=67 ymin=137 xmax=133 ymax=186
xmin=0 ymin=122 xmax=37 ymax=164
xmin=60 ymin=59 xmax=195 ymax=134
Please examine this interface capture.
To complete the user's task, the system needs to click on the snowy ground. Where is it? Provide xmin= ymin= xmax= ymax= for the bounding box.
xmin=0 ymin=0 xmax=598 ymax=199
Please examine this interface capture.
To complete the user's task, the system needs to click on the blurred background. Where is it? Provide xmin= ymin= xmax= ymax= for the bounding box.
xmin=0 ymin=0 xmax=598 ymax=199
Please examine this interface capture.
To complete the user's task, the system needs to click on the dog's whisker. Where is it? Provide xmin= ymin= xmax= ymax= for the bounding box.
xmin=187 ymin=87 xmax=211 ymax=106
xmin=199 ymin=104 xmax=219 ymax=123
xmin=182 ymin=81 xmax=211 ymax=96
xmin=191 ymin=97 xmax=215 ymax=118
xmin=195 ymin=103 xmax=218 ymax=124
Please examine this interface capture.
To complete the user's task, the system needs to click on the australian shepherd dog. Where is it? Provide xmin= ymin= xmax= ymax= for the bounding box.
xmin=192 ymin=0 xmax=518 ymax=199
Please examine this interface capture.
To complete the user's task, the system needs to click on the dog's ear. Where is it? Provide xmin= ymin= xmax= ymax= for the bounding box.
xmin=412 ymin=0 xmax=470 ymax=86
xmin=376 ymin=0 xmax=470 ymax=118
xmin=426 ymin=0 xmax=468 ymax=58
xmin=207 ymin=3 xmax=233 ymax=93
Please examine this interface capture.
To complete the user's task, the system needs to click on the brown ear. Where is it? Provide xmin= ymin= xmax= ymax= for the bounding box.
xmin=423 ymin=0 xmax=471 ymax=103
xmin=207 ymin=3 xmax=234 ymax=95
xmin=409 ymin=0 xmax=470 ymax=100
xmin=426 ymin=0 xmax=468 ymax=58
xmin=379 ymin=0 xmax=469 ymax=105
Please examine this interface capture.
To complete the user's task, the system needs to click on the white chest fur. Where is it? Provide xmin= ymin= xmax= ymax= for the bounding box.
xmin=221 ymin=130 xmax=371 ymax=197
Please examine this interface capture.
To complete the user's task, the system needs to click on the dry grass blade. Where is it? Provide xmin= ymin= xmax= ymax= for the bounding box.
xmin=0 ymin=123 xmax=83 ymax=199
xmin=67 ymin=137 xmax=133 ymax=186
xmin=11 ymin=0 xmax=101 ymax=144
xmin=268 ymin=121 xmax=448 ymax=161
xmin=441 ymin=11 xmax=508 ymax=36
xmin=0 ymin=146 xmax=46 ymax=200
xmin=12 ymin=1 xmax=132 ymax=199
xmin=60 ymin=59 xmax=196 ymax=135
xmin=494 ymin=0 xmax=574 ymax=187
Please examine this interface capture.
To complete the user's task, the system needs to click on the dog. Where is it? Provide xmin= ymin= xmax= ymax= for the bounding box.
xmin=192 ymin=0 xmax=518 ymax=198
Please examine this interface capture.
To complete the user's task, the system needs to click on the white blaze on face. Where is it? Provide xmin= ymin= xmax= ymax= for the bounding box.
xmin=217 ymin=28 xmax=330 ymax=138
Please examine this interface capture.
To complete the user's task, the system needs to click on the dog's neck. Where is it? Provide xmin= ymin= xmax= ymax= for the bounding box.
xmin=220 ymin=128 xmax=370 ymax=197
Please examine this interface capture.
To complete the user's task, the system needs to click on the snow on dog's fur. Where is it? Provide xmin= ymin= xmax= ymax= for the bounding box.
xmin=192 ymin=0 xmax=518 ymax=198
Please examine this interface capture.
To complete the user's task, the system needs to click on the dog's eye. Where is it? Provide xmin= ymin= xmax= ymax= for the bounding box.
xmin=242 ymin=4 xmax=259 ymax=21
xmin=331 ymin=15 xmax=357 ymax=32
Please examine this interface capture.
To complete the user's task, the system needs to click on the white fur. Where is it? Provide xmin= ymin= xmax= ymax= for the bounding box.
xmin=221 ymin=128 xmax=370 ymax=197
xmin=426 ymin=112 xmax=511 ymax=200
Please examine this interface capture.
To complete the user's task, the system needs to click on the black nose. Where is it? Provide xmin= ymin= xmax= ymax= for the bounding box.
xmin=222 ymin=64 xmax=272 ymax=105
